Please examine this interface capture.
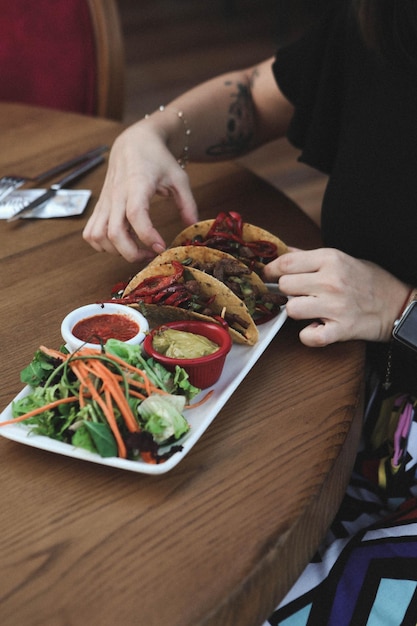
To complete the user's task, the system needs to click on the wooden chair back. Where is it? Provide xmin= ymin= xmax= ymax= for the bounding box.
xmin=0 ymin=0 xmax=125 ymax=120
xmin=87 ymin=0 xmax=125 ymax=120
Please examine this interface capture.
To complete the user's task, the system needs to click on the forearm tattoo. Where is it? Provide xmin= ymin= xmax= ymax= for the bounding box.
xmin=206 ymin=69 xmax=258 ymax=158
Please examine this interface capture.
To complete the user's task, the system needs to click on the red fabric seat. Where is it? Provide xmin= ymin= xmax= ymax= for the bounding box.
xmin=0 ymin=0 xmax=123 ymax=118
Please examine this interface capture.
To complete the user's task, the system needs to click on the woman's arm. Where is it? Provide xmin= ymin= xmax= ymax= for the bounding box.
xmin=83 ymin=57 xmax=294 ymax=262
xmin=162 ymin=57 xmax=294 ymax=162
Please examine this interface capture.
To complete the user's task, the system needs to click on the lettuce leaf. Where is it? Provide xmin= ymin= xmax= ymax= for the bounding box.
xmin=138 ymin=394 xmax=189 ymax=444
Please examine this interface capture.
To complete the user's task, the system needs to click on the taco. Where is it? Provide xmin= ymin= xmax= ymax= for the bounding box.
xmin=120 ymin=260 xmax=259 ymax=345
xmin=147 ymin=246 xmax=287 ymax=325
xmin=169 ymin=210 xmax=288 ymax=275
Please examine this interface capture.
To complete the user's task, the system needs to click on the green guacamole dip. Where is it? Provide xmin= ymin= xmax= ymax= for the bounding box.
xmin=152 ymin=329 xmax=219 ymax=359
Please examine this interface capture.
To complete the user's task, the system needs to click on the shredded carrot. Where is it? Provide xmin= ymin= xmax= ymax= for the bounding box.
xmin=72 ymin=348 xmax=166 ymax=397
xmin=39 ymin=345 xmax=68 ymax=361
xmin=127 ymin=389 xmax=147 ymax=400
xmin=103 ymin=388 xmax=127 ymax=458
xmin=81 ymin=358 xmax=140 ymax=433
xmin=69 ymin=359 xmax=91 ymax=409
xmin=140 ymin=451 xmax=157 ymax=465
xmin=113 ymin=373 xmax=166 ymax=397
xmin=69 ymin=360 xmax=127 ymax=459
xmin=185 ymin=389 xmax=214 ymax=409
xmin=0 ymin=395 xmax=78 ymax=426
xmin=101 ymin=352 xmax=154 ymax=396
xmin=62 ymin=347 xmax=172 ymax=397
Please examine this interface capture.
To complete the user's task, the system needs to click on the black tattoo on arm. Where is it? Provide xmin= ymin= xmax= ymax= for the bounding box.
xmin=206 ymin=69 xmax=259 ymax=158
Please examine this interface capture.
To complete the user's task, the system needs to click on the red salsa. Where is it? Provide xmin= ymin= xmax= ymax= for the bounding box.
xmin=72 ymin=313 xmax=140 ymax=344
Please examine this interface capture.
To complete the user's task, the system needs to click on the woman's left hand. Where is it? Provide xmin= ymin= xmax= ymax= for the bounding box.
xmin=263 ymin=248 xmax=411 ymax=347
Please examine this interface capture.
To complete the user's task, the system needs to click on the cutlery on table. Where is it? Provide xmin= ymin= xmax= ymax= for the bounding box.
xmin=0 ymin=145 xmax=108 ymax=202
xmin=7 ymin=154 xmax=106 ymax=222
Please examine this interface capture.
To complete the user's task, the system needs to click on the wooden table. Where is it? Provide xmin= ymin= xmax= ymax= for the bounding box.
xmin=0 ymin=103 xmax=365 ymax=626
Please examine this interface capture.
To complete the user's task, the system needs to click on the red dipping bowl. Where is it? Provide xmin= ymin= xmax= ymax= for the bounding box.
xmin=143 ymin=320 xmax=232 ymax=389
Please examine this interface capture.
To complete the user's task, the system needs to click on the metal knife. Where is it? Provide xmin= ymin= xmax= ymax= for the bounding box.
xmin=7 ymin=154 xmax=105 ymax=222
xmin=0 ymin=144 xmax=108 ymax=203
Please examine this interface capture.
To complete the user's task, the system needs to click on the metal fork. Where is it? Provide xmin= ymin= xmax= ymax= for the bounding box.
xmin=0 ymin=144 xmax=108 ymax=202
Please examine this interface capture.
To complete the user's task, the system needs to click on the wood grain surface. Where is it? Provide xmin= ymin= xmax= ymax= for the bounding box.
xmin=0 ymin=103 xmax=364 ymax=626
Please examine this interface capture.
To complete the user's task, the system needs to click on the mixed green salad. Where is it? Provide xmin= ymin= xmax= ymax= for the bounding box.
xmin=2 ymin=339 xmax=201 ymax=464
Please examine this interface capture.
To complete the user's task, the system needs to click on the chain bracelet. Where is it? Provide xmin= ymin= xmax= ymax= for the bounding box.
xmin=145 ymin=105 xmax=191 ymax=169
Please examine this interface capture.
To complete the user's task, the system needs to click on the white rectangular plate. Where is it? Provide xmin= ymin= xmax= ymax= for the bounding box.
xmin=0 ymin=308 xmax=287 ymax=475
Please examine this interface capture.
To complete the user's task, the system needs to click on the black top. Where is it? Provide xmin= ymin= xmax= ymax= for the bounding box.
xmin=273 ymin=0 xmax=417 ymax=286
xmin=272 ymin=1 xmax=417 ymax=390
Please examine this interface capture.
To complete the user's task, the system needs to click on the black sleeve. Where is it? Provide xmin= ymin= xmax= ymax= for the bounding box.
xmin=272 ymin=1 xmax=350 ymax=174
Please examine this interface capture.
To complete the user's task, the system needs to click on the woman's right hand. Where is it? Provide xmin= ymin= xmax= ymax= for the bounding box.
xmin=83 ymin=57 xmax=293 ymax=263
xmin=82 ymin=121 xmax=198 ymax=263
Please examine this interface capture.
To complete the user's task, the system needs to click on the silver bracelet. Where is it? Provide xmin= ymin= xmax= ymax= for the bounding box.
xmin=145 ymin=105 xmax=191 ymax=169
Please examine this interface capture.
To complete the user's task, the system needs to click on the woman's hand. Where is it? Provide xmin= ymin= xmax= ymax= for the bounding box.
xmin=82 ymin=58 xmax=293 ymax=263
xmin=83 ymin=123 xmax=198 ymax=263
xmin=263 ymin=248 xmax=411 ymax=347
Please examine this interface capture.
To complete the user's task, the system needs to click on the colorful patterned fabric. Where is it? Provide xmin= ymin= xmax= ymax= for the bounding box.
xmin=265 ymin=386 xmax=417 ymax=626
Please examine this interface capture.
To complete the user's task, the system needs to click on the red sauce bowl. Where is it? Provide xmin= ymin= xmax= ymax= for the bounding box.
xmin=143 ymin=320 xmax=232 ymax=389
xmin=61 ymin=303 xmax=149 ymax=352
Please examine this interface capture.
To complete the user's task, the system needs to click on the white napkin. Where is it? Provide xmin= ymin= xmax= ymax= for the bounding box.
xmin=0 ymin=189 xmax=92 ymax=220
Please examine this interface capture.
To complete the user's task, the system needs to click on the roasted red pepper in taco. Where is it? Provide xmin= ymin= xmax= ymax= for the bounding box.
xmin=170 ymin=211 xmax=288 ymax=274
xmin=147 ymin=246 xmax=287 ymax=325
xmin=119 ymin=260 xmax=259 ymax=345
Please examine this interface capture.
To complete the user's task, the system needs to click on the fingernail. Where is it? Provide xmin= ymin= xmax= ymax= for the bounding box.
xmin=152 ymin=242 xmax=166 ymax=254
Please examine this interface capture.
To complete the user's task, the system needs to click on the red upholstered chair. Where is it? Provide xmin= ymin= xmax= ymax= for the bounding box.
xmin=0 ymin=0 xmax=125 ymax=120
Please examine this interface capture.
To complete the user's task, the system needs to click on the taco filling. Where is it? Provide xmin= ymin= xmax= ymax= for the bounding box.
xmin=178 ymin=211 xmax=279 ymax=269
xmin=180 ymin=255 xmax=286 ymax=324
xmin=117 ymin=260 xmax=251 ymax=332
